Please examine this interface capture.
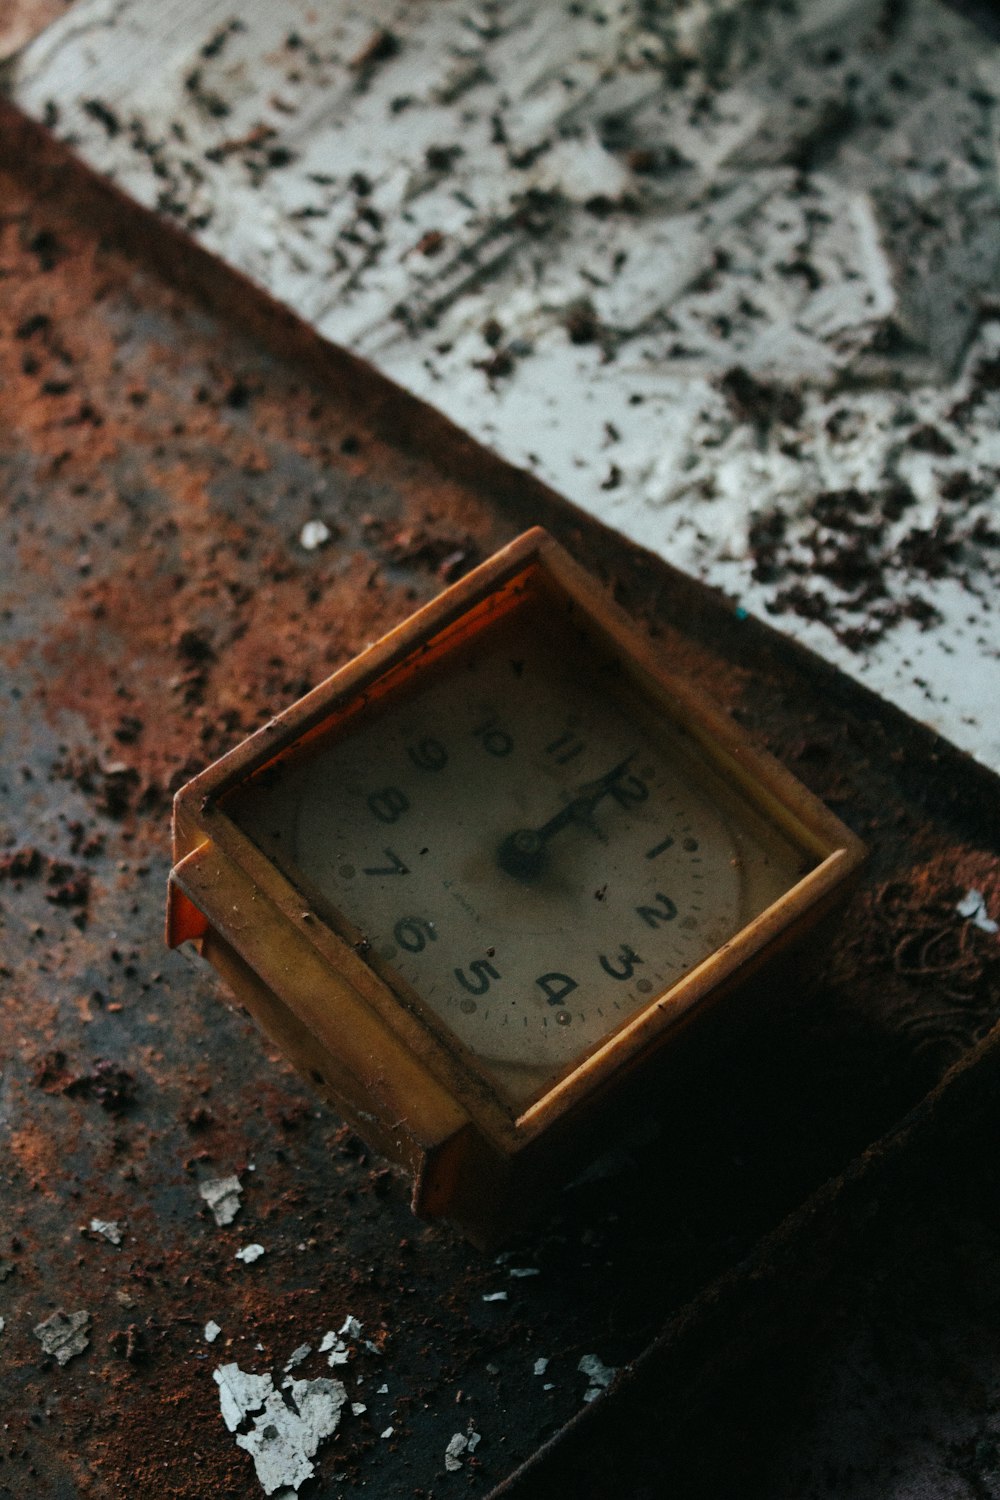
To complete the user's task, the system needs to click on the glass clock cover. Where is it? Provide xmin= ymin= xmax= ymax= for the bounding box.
xmin=223 ymin=585 xmax=812 ymax=1109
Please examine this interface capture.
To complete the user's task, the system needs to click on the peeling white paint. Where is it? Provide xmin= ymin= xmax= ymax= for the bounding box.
xmin=34 ymin=1308 xmax=91 ymax=1365
xmin=239 ymin=1381 xmax=347 ymax=1495
xmin=199 ymin=1174 xmax=243 ymax=1227
xmin=445 ymin=1429 xmax=481 ymax=1471
xmin=319 ymin=1314 xmax=365 ymax=1366
xmin=235 ymin=1243 xmax=265 ymax=1263
xmin=214 ymin=1361 xmax=348 ymax=1495
xmin=88 ymin=1217 xmax=123 ymax=1244
xmin=11 ymin=0 xmax=1000 ymax=769
xmin=321 ymin=1336 xmax=350 ymax=1366
xmin=957 ymin=889 xmax=999 ymax=935
xmin=299 ymin=519 xmax=331 ymax=551
xmin=579 ymin=1352 xmax=617 ymax=1402
xmin=205 ymin=1320 xmax=222 ymax=1344
xmin=217 ymin=1364 xmax=274 ymax=1433
xmin=444 ymin=1433 xmax=467 ymax=1471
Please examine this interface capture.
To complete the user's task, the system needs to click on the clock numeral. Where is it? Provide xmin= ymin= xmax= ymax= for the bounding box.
xmin=599 ymin=945 xmax=644 ymax=981
xmin=407 ymin=736 xmax=448 ymax=772
xmin=393 ymin=916 xmax=437 ymax=953
xmin=367 ymin=787 xmax=410 ymax=823
xmin=545 ymin=730 xmax=585 ymax=765
xmin=473 ymin=722 xmax=513 ymax=758
xmin=363 ymin=848 xmax=410 ymax=877
xmin=536 ymin=972 xmax=578 ymax=1007
xmin=646 ymin=835 xmax=675 ymax=860
xmin=637 ymin=891 xmax=678 ymax=928
xmin=608 ymin=772 xmax=649 ymax=809
xmin=455 ymin=959 xmax=500 ymax=995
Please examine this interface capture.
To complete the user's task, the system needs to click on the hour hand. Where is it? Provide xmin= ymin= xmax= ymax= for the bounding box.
xmin=496 ymin=755 xmax=635 ymax=881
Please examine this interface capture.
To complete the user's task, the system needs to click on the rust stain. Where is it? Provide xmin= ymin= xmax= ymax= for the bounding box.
xmin=7 ymin=1124 xmax=69 ymax=1198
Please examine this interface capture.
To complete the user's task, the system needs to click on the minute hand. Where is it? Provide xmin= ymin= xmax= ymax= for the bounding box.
xmin=534 ymin=755 xmax=637 ymax=841
xmin=497 ymin=755 xmax=637 ymax=880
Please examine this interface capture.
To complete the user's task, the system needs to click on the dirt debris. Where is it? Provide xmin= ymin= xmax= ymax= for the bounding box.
xmin=32 ymin=1051 xmax=138 ymax=1114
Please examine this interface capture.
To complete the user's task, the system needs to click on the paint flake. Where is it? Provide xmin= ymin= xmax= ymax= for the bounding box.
xmin=579 ymin=1353 xmax=617 ymax=1402
xmin=482 ymin=1291 xmax=508 ymax=1302
xmin=34 ymin=1308 xmax=91 ymax=1365
xmin=957 ymin=888 xmax=999 ymax=934
xmin=215 ymin=1364 xmax=273 ymax=1433
xmin=214 ymin=1362 xmax=347 ymax=1494
xmin=200 ymin=1174 xmax=243 ymax=1227
xmin=533 ymin=1357 xmax=549 ymax=1376
xmin=88 ymin=1217 xmax=124 ymax=1244
xmin=445 ymin=1429 xmax=481 ymax=1471
xmin=235 ymin=1243 xmax=265 ymax=1263
xmin=444 ymin=1433 xmax=468 ymax=1471
xmin=205 ymin=1321 xmax=222 ymax=1344
xmin=299 ymin=519 xmax=331 ymax=551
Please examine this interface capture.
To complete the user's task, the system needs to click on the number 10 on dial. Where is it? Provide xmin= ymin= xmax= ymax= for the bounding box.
xmin=167 ymin=528 xmax=865 ymax=1242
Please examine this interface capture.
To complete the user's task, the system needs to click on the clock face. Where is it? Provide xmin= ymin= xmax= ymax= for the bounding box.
xmin=225 ymin=594 xmax=811 ymax=1107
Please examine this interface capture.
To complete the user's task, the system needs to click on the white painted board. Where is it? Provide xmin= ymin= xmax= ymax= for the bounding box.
xmin=8 ymin=0 xmax=999 ymax=766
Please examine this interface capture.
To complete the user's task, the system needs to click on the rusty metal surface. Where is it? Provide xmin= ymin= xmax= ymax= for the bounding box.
xmin=2 ymin=116 xmax=1000 ymax=1500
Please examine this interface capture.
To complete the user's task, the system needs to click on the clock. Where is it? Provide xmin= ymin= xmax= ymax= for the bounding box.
xmin=166 ymin=527 xmax=865 ymax=1242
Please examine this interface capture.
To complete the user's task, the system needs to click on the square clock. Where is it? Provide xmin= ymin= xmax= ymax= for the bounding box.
xmin=167 ymin=527 xmax=865 ymax=1242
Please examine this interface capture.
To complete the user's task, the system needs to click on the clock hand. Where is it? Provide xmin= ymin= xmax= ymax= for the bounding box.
xmin=534 ymin=754 xmax=636 ymax=840
xmin=497 ymin=755 xmax=636 ymax=881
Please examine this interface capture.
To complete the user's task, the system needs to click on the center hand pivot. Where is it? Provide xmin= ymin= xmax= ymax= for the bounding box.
xmin=497 ymin=755 xmax=635 ymax=881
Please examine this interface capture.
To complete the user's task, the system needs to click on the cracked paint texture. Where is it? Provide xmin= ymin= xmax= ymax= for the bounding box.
xmin=8 ymin=0 xmax=1000 ymax=766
